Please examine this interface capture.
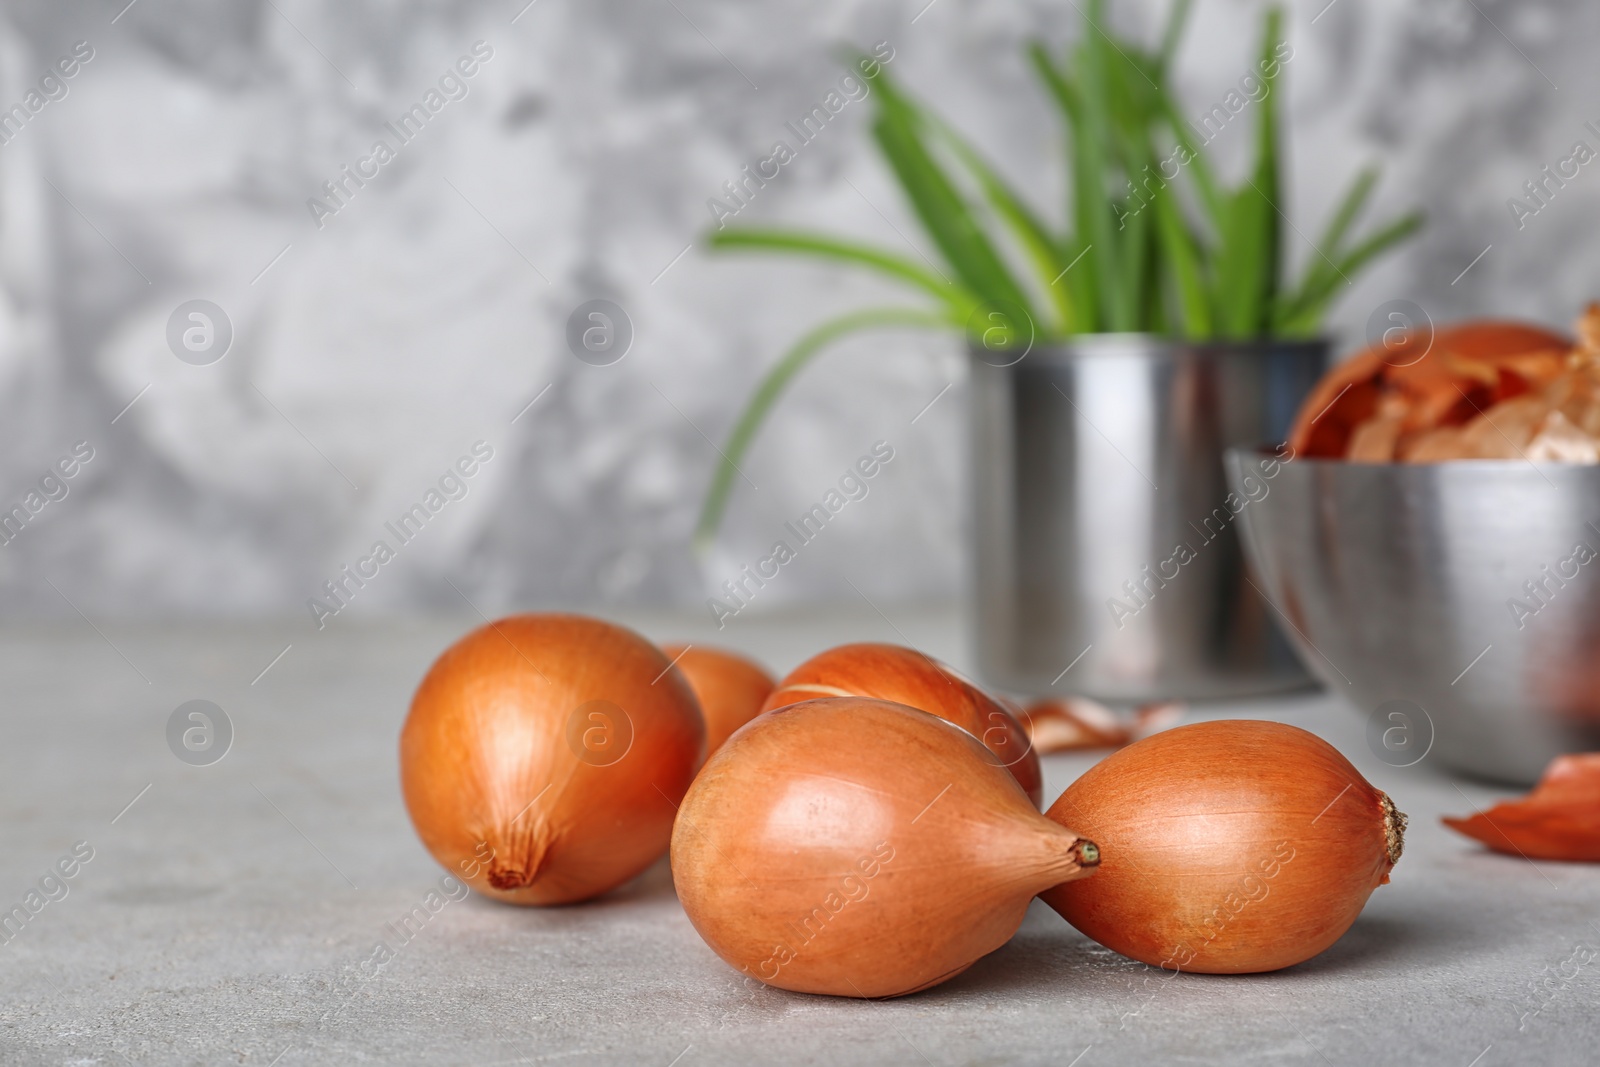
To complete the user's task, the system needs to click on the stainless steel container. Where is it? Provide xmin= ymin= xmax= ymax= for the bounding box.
xmin=968 ymin=335 xmax=1327 ymax=701
xmin=1227 ymin=452 xmax=1600 ymax=784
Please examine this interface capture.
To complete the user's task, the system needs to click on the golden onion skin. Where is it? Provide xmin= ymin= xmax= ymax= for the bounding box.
xmin=401 ymin=614 xmax=705 ymax=905
xmin=659 ymin=642 xmax=774 ymax=754
xmin=672 ymin=697 xmax=1097 ymax=998
xmin=1040 ymin=719 xmax=1403 ymax=974
xmin=762 ymin=643 xmax=1043 ymax=808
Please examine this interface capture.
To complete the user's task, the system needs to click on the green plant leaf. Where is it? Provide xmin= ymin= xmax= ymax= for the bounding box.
xmin=1213 ymin=6 xmax=1283 ymax=338
xmin=1315 ymin=166 xmax=1379 ymax=262
xmin=1159 ymin=0 xmax=1193 ymax=74
xmin=692 ymin=7 xmax=1428 ymax=537
xmin=1054 ymin=236 xmax=1097 ymax=333
xmin=1074 ymin=2 xmax=1135 ymax=329
xmin=863 ymin=66 xmax=1040 ymax=326
xmin=1336 ymin=210 xmax=1425 ymax=279
xmin=694 ymin=307 xmax=956 ymax=548
xmin=1151 ymin=181 xmax=1212 ymax=337
xmin=708 ymin=228 xmax=977 ymax=317
xmin=1275 ymin=210 xmax=1426 ymax=334
xmin=926 ymin=112 xmax=1077 ymax=333
xmin=1277 ymin=166 xmax=1378 ymax=320
xmin=1156 ymin=90 xmax=1224 ymax=227
xmin=1102 ymin=34 xmax=1174 ymax=331
xmin=1029 ymin=42 xmax=1103 ymax=333
xmin=1214 ymin=188 xmax=1266 ymax=336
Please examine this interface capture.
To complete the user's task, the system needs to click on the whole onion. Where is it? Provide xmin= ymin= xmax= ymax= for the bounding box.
xmin=1040 ymin=720 xmax=1404 ymax=974
xmin=401 ymin=614 xmax=705 ymax=905
xmin=672 ymin=697 xmax=1098 ymax=997
xmin=658 ymin=643 xmax=774 ymax=753
xmin=761 ymin=643 xmax=1042 ymax=807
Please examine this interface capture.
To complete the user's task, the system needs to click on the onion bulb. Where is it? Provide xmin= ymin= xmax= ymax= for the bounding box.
xmin=672 ymin=697 xmax=1098 ymax=997
xmin=761 ymin=643 xmax=1042 ymax=807
xmin=401 ymin=614 xmax=705 ymax=905
xmin=659 ymin=643 xmax=774 ymax=753
xmin=1040 ymin=719 xmax=1404 ymax=974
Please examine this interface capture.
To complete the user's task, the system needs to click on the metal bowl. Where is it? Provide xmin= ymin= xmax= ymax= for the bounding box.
xmin=1225 ymin=449 xmax=1600 ymax=783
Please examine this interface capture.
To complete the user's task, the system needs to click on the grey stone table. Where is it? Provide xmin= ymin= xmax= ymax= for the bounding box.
xmin=1 ymin=608 xmax=1596 ymax=1066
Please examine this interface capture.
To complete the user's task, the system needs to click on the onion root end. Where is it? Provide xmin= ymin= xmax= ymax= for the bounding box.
xmin=1380 ymin=791 xmax=1407 ymax=871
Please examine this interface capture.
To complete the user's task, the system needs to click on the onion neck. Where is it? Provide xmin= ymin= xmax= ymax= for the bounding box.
xmin=485 ymin=829 xmax=551 ymax=891
xmin=1027 ymin=823 xmax=1101 ymax=894
xmin=1379 ymin=792 xmax=1407 ymax=869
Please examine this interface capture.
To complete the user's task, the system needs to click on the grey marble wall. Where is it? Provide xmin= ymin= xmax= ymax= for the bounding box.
xmin=0 ymin=0 xmax=1593 ymax=623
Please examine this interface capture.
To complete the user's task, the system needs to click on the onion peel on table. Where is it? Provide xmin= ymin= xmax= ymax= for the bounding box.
xmin=1443 ymin=753 xmax=1600 ymax=862
xmin=1014 ymin=696 xmax=1185 ymax=754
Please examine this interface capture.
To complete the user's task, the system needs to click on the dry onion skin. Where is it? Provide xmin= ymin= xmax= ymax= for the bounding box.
xmin=401 ymin=614 xmax=705 ymax=905
xmin=1018 ymin=697 xmax=1187 ymax=753
xmin=658 ymin=643 xmax=775 ymax=754
xmin=1443 ymin=753 xmax=1600 ymax=861
xmin=1287 ymin=320 xmax=1571 ymax=460
xmin=1018 ymin=696 xmax=1131 ymax=752
xmin=761 ymin=643 xmax=1043 ymax=808
xmin=671 ymin=697 xmax=1099 ymax=997
xmin=1040 ymin=720 xmax=1404 ymax=974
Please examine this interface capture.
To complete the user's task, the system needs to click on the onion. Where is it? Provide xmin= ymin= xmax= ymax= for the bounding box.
xmin=401 ymin=614 xmax=705 ymax=905
xmin=672 ymin=697 xmax=1098 ymax=997
xmin=659 ymin=643 xmax=774 ymax=753
xmin=761 ymin=643 xmax=1043 ymax=807
xmin=1040 ymin=719 xmax=1405 ymax=974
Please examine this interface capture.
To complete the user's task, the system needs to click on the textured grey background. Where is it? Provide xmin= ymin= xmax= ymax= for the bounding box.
xmin=0 ymin=0 xmax=1593 ymax=623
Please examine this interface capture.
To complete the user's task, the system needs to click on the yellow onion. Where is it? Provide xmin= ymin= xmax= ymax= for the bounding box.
xmin=672 ymin=697 xmax=1098 ymax=997
xmin=1040 ymin=719 xmax=1404 ymax=974
xmin=401 ymin=614 xmax=704 ymax=905
xmin=761 ymin=642 xmax=1042 ymax=807
xmin=659 ymin=643 xmax=774 ymax=753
